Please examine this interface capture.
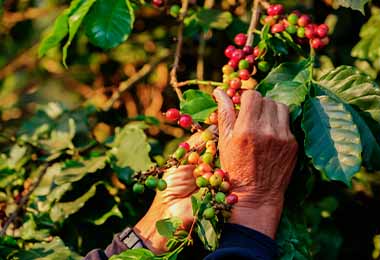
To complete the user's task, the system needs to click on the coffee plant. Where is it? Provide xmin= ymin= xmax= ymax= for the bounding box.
xmin=1 ymin=0 xmax=380 ymax=259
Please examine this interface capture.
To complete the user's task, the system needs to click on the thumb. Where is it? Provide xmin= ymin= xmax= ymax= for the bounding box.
xmin=213 ymin=88 xmax=235 ymax=140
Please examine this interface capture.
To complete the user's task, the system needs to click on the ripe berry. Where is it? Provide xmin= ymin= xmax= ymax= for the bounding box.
xmin=219 ymin=181 xmax=231 ymax=193
xmin=198 ymin=162 xmax=212 ymax=173
xmin=202 ymin=172 xmax=213 ymax=180
xmin=239 ymin=69 xmax=250 ymax=80
xmin=222 ymin=65 xmax=234 ymax=75
xmin=264 ymin=15 xmax=276 ymax=26
xmin=234 ymin=33 xmax=247 ymax=46
xmin=271 ymin=23 xmax=285 ymax=34
xmin=297 ymin=27 xmax=305 ymax=38
xmin=229 ymin=78 xmax=242 ymax=89
xmin=209 ymin=174 xmax=222 ymax=187
xmin=201 ymin=130 xmax=213 ymax=141
xmin=228 ymin=59 xmax=238 ymax=69
xmin=202 ymin=152 xmax=214 ymax=164
xmin=231 ymin=49 xmax=245 ymax=61
xmin=214 ymin=169 xmax=226 ymax=179
xmin=152 ymin=0 xmax=164 ymax=8
xmin=232 ymin=95 xmax=241 ymax=104
xmin=178 ymin=114 xmax=192 ymax=128
xmin=208 ymin=112 xmax=218 ymax=124
xmin=226 ymin=88 xmax=236 ymax=97
xmin=287 ymin=13 xmax=298 ymax=25
xmin=238 ymin=59 xmax=249 ymax=70
xmin=286 ymin=24 xmax=297 ymax=34
xmin=317 ymin=24 xmax=329 ymax=38
xmin=196 ymin=176 xmax=208 ymax=188
xmin=145 ymin=176 xmax=158 ymax=189
xmin=133 ymin=183 xmax=145 ymax=194
xmin=193 ymin=167 xmax=202 ymax=178
xmin=253 ymin=46 xmax=260 ymax=57
xmin=174 ymin=147 xmax=186 ymax=160
xmin=215 ymin=192 xmax=226 ymax=204
xmin=157 ymin=179 xmax=167 ymax=191
xmin=226 ymin=193 xmax=238 ymax=205
xmin=203 ymin=207 xmax=215 ymax=219
xmin=206 ymin=140 xmax=216 ymax=152
xmin=245 ymin=54 xmax=255 ymax=64
xmin=272 ymin=4 xmax=284 ymax=15
xmin=206 ymin=145 xmax=217 ymax=156
xmin=179 ymin=142 xmax=190 ymax=151
xmin=305 ymin=24 xmax=316 ymax=39
xmin=311 ymin=38 xmax=323 ymax=49
xmin=242 ymin=45 xmax=253 ymax=55
xmin=224 ymin=45 xmax=236 ymax=59
xmin=298 ymin=15 xmax=311 ymax=27
xmin=188 ymin=151 xmax=200 ymax=164
xmin=258 ymin=61 xmax=270 ymax=72
xmin=165 ymin=108 xmax=180 ymax=122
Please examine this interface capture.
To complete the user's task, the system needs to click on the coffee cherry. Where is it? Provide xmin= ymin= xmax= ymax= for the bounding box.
xmin=226 ymin=194 xmax=238 ymax=205
xmin=287 ymin=13 xmax=298 ymax=25
xmin=298 ymin=15 xmax=311 ymax=27
xmin=188 ymin=151 xmax=200 ymax=164
xmin=234 ymin=33 xmax=247 ymax=46
xmin=202 ymin=152 xmax=214 ymax=164
xmin=157 ymin=179 xmax=167 ymax=191
xmin=229 ymin=78 xmax=242 ymax=89
xmin=209 ymin=174 xmax=222 ymax=187
xmin=305 ymin=24 xmax=316 ymax=39
xmin=133 ymin=183 xmax=145 ymax=194
xmin=214 ymin=169 xmax=225 ymax=179
xmin=238 ymin=59 xmax=249 ymax=70
xmin=179 ymin=142 xmax=190 ymax=152
xmin=215 ymin=192 xmax=226 ymax=204
xmin=226 ymin=88 xmax=236 ymax=97
xmin=317 ymin=24 xmax=329 ymax=38
xmin=267 ymin=5 xmax=276 ymax=16
xmin=145 ymin=176 xmax=158 ymax=189
xmin=203 ymin=207 xmax=215 ymax=219
xmin=165 ymin=108 xmax=180 ymax=122
xmin=174 ymin=147 xmax=186 ymax=160
xmin=224 ymin=45 xmax=236 ymax=59
xmin=208 ymin=112 xmax=218 ymax=124
xmin=206 ymin=140 xmax=216 ymax=151
xmin=232 ymin=95 xmax=241 ymax=104
xmin=178 ymin=114 xmax=192 ymax=128
xmin=169 ymin=5 xmax=180 ymax=17
xmin=286 ymin=24 xmax=297 ymax=34
xmin=253 ymin=46 xmax=260 ymax=57
xmin=152 ymin=0 xmax=164 ymax=8
xmin=196 ymin=176 xmax=208 ymax=188
xmin=297 ymin=27 xmax=305 ymax=38
xmin=229 ymin=72 xmax=239 ymax=79
xmin=222 ymin=65 xmax=234 ymax=75
xmin=202 ymin=172 xmax=213 ymax=180
xmin=242 ymin=45 xmax=253 ymax=55
xmin=245 ymin=54 xmax=255 ymax=64
xmin=272 ymin=4 xmax=284 ymax=15
xmin=193 ymin=167 xmax=202 ymax=177
xmin=271 ymin=23 xmax=285 ymax=34
xmin=258 ymin=61 xmax=270 ymax=72
xmin=231 ymin=49 xmax=245 ymax=61
xmin=219 ymin=181 xmax=231 ymax=193
xmin=239 ymin=69 xmax=250 ymax=80
xmin=228 ymin=59 xmax=238 ymax=69
xmin=321 ymin=37 xmax=330 ymax=46
xmin=264 ymin=15 xmax=276 ymax=26
xmin=311 ymin=38 xmax=323 ymax=49
xmin=201 ymin=130 xmax=213 ymax=141
xmin=198 ymin=162 xmax=212 ymax=173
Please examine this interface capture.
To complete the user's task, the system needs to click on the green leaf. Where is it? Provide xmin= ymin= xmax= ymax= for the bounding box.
xmin=193 ymin=9 xmax=232 ymax=30
xmin=257 ymin=59 xmax=311 ymax=94
xmin=352 ymin=7 xmax=380 ymax=64
xmin=92 ymin=204 xmax=123 ymax=225
xmin=109 ymin=248 xmax=155 ymax=260
xmin=317 ymin=66 xmax=380 ymax=123
xmin=266 ymin=81 xmax=307 ymax=119
xmin=110 ymin=123 xmax=155 ymax=172
xmin=11 ymin=237 xmax=81 ymax=260
xmin=54 ymin=155 xmax=108 ymax=185
xmin=156 ymin=217 xmax=183 ymax=238
xmin=180 ymin=90 xmax=217 ymax=122
xmin=268 ymin=37 xmax=288 ymax=56
xmin=334 ymin=0 xmax=369 ymax=14
xmin=62 ymin=0 xmax=97 ymax=66
xmin=84 ymin=0 xmax=135 ymax=50
xmin=196 ymin=219 xmax=219 ymax=251
xmin=7 ymin=144 xmax=28 ymax=170
xmin=33 ymin=164 xmax=61 ymax=196
xmin=302 ymin=96 xmax=362 ymax=185
xmin=50 ymin=182 xmax=101 ymax=222
xmin=19 ymin=217 xmax=50 ymax=241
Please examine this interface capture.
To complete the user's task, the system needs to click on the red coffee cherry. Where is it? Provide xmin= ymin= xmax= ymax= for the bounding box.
xmin=234 ymin=33 xmax=248 ymax=46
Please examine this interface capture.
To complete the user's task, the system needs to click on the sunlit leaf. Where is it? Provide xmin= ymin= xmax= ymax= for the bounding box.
xmin=180 ymin=90 xmax=217 ymax=122
xmin=109 ymin=248 xmax=155 ymax=260
xmin=335 ymin=0 xmax=369 ymax=14
xmin=156 ymin=217 xmax=182 ymax=238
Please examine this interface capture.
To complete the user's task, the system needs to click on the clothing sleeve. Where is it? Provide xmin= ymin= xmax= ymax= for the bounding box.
xmin=204 ymin=223 xmax=278 ymax=260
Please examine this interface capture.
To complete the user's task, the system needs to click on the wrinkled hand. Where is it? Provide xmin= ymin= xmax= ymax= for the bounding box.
xmin=133 ymin=128 xmax=216 ymax=253
xmin=213 ymin=88 xmax=298 ymax=238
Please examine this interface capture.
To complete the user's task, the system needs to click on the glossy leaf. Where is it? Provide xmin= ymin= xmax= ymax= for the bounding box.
xmin=194 ymin=9 xmax=232 ymax=30
xmin=84 ymin=0 xmax=135 ymax=49
xmin=196 ymin=219 xmax=219 ymax=251
xmin=156 ymin=217 xmax=182 ymax=238
xmin=180 ymin=90 xmax=217 ymax=122
xmin=302 ymin=96 xmax=362 ymax=185
xmin=109 ymin=248 xmax=155 ymax=260
xmin=335 ymin=0 xmax=369 ymax=14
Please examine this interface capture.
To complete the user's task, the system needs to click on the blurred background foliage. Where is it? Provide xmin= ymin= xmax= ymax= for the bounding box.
xmin=1 ymin=0 xmax=380 ymax=259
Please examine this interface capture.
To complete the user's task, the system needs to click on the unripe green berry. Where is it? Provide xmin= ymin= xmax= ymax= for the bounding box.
xmin=287 ymin=13 xmax=298 ymax=25
xmin=169 ymin=5 xmax=180 ymax=17
xmin=258 ymin=61 xmax=270 ymax=72
xmin=215 ymin=192 xmax=226 ymax=203
xmin=196 ymin=176 xmax=208 ymax=188
xmin=286 ymin=24 xmax=297 ymax=34
xmin=157 ymin=179 xmax=167 ymax=191
xmin=174 ymin=147 xmax=186 ymax=160
xmin=133 ymin=183 xmax=145 ymax=194
xmin=238 ymin=59 xmax=249 ymax=70
xmin=209 ymin=174 xmax=222 ymax=187
xmin=229 ymin=72 xmax=239 ymax=79
xmin=297 ymin=27 xmax=305 ymax=38
xmin=202 ymin=152 xmax=214 ymax=164
xmin=203 ymin=207 xmax=215 ymax=219
xmin=145 ymin=176 xmax=158 ymax=189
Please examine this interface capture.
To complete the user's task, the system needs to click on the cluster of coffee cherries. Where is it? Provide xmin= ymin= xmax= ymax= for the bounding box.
xmin=172 ymin=129 xmax=238 ymax=220
xmin=261 ymin=4 xmax=330 ymax=49
xmin=164 ymin=108 xmax=194 ymax=129
xmin=132 ymin=175 xmax=168 ymax=194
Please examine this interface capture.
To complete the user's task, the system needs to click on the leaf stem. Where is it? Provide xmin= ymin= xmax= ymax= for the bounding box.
xmin=176 ymin=79 xmax=224 ymax=88
xmin=246 ymin=0 xmax=261 ymax=46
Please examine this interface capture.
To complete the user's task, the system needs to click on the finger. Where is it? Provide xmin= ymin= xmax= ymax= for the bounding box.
xmin=260 ymin=98 xmax=278 ymax=128
xmin=276 ymin=102 xmax=291 ymax=138
xmin=213 ymin=88 xmax=236 ymax=140
xmin=235 ymin=90 xmax=263 ymax=128
xmin=187 ymin=125 xmax=217 ymax=148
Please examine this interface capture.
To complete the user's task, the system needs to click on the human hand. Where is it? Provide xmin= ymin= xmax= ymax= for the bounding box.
xmin=213 ymin=88 xmax=298 ymax=238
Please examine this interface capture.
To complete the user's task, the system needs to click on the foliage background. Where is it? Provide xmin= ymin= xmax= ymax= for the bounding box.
xmin=1 ymin=0 xmax=380 ymax=259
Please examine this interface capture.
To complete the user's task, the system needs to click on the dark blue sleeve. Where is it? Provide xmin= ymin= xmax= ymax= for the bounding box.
xmin=204 ymin=223 xmax=278 ymax=260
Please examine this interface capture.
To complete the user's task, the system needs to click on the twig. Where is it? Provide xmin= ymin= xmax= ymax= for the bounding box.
xmin=0 ymin=163 xmax=51 ymax=237
xmin=2 ymin=7 xmax=58 ymax=27
xmin=246 ymin=0 xmax=261 ymax=46
xmin=104 ymin=50 xmax=170 ymax=110
xmin=169 ymin=0 xmax=189 ymax=101
xmin=176 ymin=79 xmax=224 ymax=88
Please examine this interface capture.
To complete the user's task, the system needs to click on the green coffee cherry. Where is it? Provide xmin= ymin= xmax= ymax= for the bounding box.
xmin=202 ymin=152 xmax=214 ymax=164
xmin=258 ymin=61 xmax=270 ymax=72
xmin=133 ymin=183 xmax=145 ymax=194
xmin=174 ymin=147 xmax=186 ymax=160
xmin=196 ymin=176 xmax=208 ymax=188
xmin=287 ymin=13 xmax=298 ymax=25
xmin=157 ymin=179 xmax=167 ymax=191
xmin=209 ymin=174 xmax=222 ymax=187
xmin=215 ymin=192 xmax=226 ymax=204
xmin=169 ymin=5 xmax=180 ymax=17
xmin=203 ymin=207 xmax=215 ymax=219
xmin=297 ymin=27 xmax=305 ymax=38
xmin=286 ymin=25 xmax=297 ymax=34
xmin=145 ymin=176 xmax=158 ymax=189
